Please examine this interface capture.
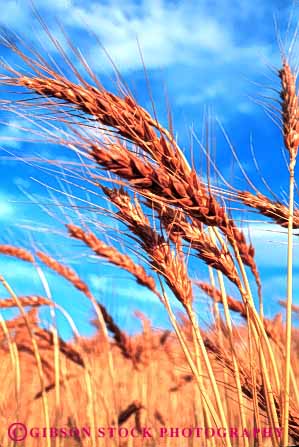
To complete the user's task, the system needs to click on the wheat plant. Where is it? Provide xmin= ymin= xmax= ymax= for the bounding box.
xmin=0 ymin=14 xmax=298 ymax=447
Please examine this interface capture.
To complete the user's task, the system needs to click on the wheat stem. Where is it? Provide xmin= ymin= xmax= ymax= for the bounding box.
xmin=185 ymin=303 xmax=231 ymax=447
xmin=161 ymin=291 xmax=225 ymax=433
xmin=282 ymin=157 xmax=296 ymax=446
xmin=35 ymin=264 xmax=61 ymax=427
xmin=0 ymin=313 xmax=20 ymax=415
xmin=213 ymin=275 xmax=249 ymax=445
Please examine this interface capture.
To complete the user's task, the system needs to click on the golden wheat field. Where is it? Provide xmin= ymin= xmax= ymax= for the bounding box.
xmin=1 ymin=2 xmax=299 ymax=447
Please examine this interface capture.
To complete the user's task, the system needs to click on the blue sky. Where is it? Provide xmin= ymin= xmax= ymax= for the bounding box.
xmin=0 ymin=0 xmax=299 ymax=339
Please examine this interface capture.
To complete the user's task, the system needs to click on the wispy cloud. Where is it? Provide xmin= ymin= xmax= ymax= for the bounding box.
xmin=0 ymin=1 xmax=282 ymax=104
xmin=248 ymin=223 xmax=293 ymax=269
xmin=61 ymin=0 xmax=280 ymax=66
xmin=0 ymin=193 xmax=15 ymax=221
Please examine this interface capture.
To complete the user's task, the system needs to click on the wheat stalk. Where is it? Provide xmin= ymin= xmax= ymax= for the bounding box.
xmin=279 ymin=60 xmax=299 ymax=447
xmin=96 ymin=302 xmax=135 ymax=362
xmin=0 ymin=275 xmax=51 ymax=447
xmin=196 ymin=281 xmax=282 ymax=343
xmin=0 ymin=41 xmax=261 ymax=293
xmin=0 ymin=244 xmax=34 ymax=262
xmin=36 ymin=251 xmax=90 ymax=295
xmin=35 ymin=248 xmax=120 ymax=429
xmin=102 ymin=186 xmax=193 ymax=308
xmin=239 ymin=191 xmax=299 ymax=229
xmin=67 ymin=224 xmax=158 ymax=294
xmin=97 ymin=188 xmax=230 ymax=435
xmin=0 ymin=295 xmax=52 ymax=308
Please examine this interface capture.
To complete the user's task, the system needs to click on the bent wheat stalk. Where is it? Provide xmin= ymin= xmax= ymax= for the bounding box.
xmin=100 ymin=186 xmax=232 ymax=438
xmin=0 ymin=295 xmax=53 ymax=308
xmin=0 ymin=244 xmax=34 ymax=262
xmin=67 ymin=223 xmax=159 ymax=295
xmin=0 ymin=38 xmax=261 ymax=296
xmin=239 ymin=191 xmax=299 ymax=229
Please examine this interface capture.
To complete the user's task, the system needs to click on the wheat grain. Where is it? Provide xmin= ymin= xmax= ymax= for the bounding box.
xmin=279 ymin=60 xmax=299 ymax=447
xmin=96 ymin=302 xmax=134 ymax=361
xmin=239 ymin=191 xmax=299 ymax=229
xmin=0 ymin=295 xmax=52 ymax=308
xmin=279 ymin=62 xmax=299 ymax=159
xmin=102 ymin=186 xmax=193 ymax=307
xmin=36 ymin=251 xmax=90 ymax=295
xmin=67 ymin=224 xmax=158 ymax=294
xmin=0 ymin=46 xmax=260 ymax=290
xmin=0 ymin=245 xmax=34 ymax=263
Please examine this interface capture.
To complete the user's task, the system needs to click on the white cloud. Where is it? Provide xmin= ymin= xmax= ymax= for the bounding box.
xmin=176 ymin=81 xmax=228 ymax=106
xmin=0 ymin=1 xmax=29 ymax=29
xmin=246 ymin=222 xmax=299 ymax=269
xmin=35 ymin=0 xmax=72 ymax=10
xmin=88 ymin=272 xmax=159 ymax=304
xmin=0 ymin=0 xmax=278 ymax=72
xmin=0 ymin=0 xmax=287 ymax=119
xmin=0 ymin=259 xmax=41 ymax=297
xmin=0 ymin=198 xmax=14 ymax=221
xmin=63 ymin=1 xmax=271 ymax=73
xmin=0 ymin=119 xmax=25 ymax=149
